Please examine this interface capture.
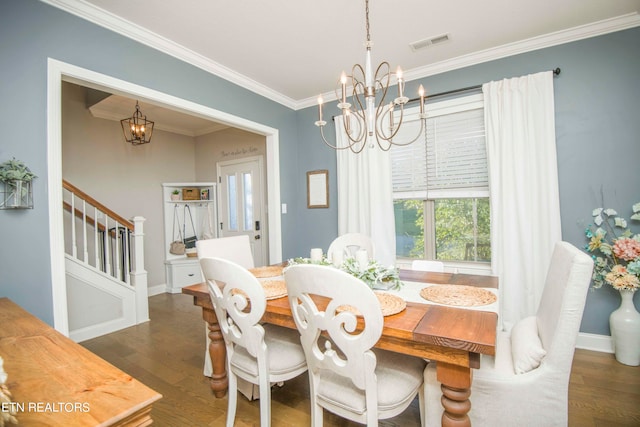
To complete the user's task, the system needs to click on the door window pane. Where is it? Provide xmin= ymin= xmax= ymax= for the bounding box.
xmin=227 ymin=175 xmax=238 ymax=231
xmin=243 ymin=172 xmax=253 ymax=231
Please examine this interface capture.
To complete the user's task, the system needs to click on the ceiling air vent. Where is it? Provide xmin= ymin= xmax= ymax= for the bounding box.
xmin=409 ymin=33 xmax=450 ymax=52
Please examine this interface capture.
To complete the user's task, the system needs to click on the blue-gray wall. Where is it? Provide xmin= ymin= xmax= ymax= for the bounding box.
xmin=0 ymin=0 xmax=638 ymax=336
xmin=0 ymin=0 xmax=302 ymax=323
xmin=295 ymin=27 xmax=640 ymax=336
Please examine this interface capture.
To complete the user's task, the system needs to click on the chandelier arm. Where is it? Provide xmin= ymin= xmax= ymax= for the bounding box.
xmin=376 ymin=102 xmax=407 ymax=142
xmin=319 ymin=125 xmax=363 ymax=151
xmin=381 ymin=117 xmax=426 ymax=147
xmin=339 ymin=120 xmax=368 ymax=154
xmin=374 ymin=104 xmax=395 ymax=142
xmin=374 ymin=61 xmax=391 ymax=88
xmin=351 ymin=64 xmax=368 ymax=119
xmin=343 ymin=110 xmax=366 ymax=140
xmin=374 ymin=135 xmax=394 ymax=151
xmin=349 ymin=82 xmax=368 ymax=125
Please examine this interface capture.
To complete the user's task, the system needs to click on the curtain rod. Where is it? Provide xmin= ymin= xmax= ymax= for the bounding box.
xmin=408 ymin=67 xmax=561 ymax=104
xmin=331 ymin=68 xmax=561 ymax=120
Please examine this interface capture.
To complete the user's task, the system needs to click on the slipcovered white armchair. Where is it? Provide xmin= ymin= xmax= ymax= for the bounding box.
xmin=424 ymin=241 xmax=594 ymax=427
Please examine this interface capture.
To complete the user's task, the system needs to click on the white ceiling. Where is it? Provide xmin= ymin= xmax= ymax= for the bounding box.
xmin=89 ymin=95 xmax=229 ymax=137
xmin=49 ymin=0 xmax=640 ymax=132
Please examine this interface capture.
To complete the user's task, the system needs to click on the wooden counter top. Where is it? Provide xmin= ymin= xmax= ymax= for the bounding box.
xmin=0 ymin=297 xmax=161 ymax=426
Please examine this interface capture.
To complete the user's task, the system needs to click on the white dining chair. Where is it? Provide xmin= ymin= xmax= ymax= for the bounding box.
xmin=411 ymin=260 xmax=445 ymax=272
xmin=200 ymin=257 xmax=307 ymax=427
xmin=196 ymin=235 xmax=255 ymax=379
xmin=284 ymin=264 xmax=426 ymax=427
xmin=196 ymin=235 xmax=255 ymax=268
xmin=326 ymin=233 xmax=375 ymax=262
xmin=423 ymin=241 xmax=594 ymax=427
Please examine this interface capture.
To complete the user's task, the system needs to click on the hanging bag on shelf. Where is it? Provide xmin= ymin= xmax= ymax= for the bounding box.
xmin=201 ymin=202 xmax=215 ymax=240
xmin=169 ymin=205 xmax=186 ymax=255
xmin=183 ymin=204 xmax=198 ymax=249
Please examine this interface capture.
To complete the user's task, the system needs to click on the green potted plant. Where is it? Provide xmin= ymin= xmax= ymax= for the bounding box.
xmin=0 ymin=157 xmax=36 ymax=208
xmin=170 ymin=189 xmax=180 ymax=201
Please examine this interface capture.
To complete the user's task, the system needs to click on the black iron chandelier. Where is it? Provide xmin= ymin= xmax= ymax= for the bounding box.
xmin=120 ymin=101 xmax=154 ymax=145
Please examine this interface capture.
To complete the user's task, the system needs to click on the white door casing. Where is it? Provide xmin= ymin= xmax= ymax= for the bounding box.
xmin=47 ymin=59 xmax=282 ymax=334
xmin=217 ymin=156 xmax=267 ymax=266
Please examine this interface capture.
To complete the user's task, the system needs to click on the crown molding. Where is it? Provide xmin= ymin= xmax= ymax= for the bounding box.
xmin=298 ymin=12 xmax=640 ymax=109
xmin=40 ymin=0 xmax=299 ymax=109
xmin=403 ymin=12 xmax=640 ymax=83
xmin=41 ymin=1 xmax=639 ymax=111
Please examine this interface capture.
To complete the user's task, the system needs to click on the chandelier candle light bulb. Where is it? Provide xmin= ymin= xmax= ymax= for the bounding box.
xmin=396 ymin=66 xmax=404 ymax=98
xmin=317 ymin=95 xmax=324 ymax=124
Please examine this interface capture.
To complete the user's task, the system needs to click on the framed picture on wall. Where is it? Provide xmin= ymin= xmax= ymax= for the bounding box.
xmin=307 ymin=170 xmax=329 ymax=208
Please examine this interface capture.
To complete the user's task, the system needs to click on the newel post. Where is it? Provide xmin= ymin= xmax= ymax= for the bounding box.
xmin=130 ymin=216 xmax=149 ymax=323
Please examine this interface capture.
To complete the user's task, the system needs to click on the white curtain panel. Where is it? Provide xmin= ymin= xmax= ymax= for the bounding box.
xmin=335 ymin=116 xmax=396 ymax=266
xmin=483 ymin=71 xmax=562 ymax=330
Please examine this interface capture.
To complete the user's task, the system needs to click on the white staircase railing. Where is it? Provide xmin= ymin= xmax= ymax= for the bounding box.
xmin=62 ymin=180 xmax=148 ymax=324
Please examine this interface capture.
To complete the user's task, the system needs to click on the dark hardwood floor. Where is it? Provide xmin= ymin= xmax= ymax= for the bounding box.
xmin=80 ymin=293 xmax=640 ymax=427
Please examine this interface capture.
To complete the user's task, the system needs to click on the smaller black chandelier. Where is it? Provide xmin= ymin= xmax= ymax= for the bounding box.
xmin=120 ymin=101 xmax=154 ymax=145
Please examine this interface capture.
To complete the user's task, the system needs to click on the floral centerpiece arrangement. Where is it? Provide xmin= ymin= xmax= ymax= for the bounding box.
xmin=287 ymin=256 xmax=402 ymax=290
xmin=340 ymin=257 xmax=402 ymax=290
xmin=584 ymin=203 xmax=640 ymax=291
xmin=287 ymin=256 xmax=332 ymax=266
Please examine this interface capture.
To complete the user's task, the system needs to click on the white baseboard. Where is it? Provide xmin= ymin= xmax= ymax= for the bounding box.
xmin=576 ymin=332 xmax=614 ymax=353
xmin=147 ymin=284 xmax=166 ymax=297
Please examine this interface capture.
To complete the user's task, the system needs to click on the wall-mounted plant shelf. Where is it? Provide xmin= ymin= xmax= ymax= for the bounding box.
xmin=1 ymin=180 xmax=33 ymax=209
xmin=0 ymin=158 xmax=36 ymax=210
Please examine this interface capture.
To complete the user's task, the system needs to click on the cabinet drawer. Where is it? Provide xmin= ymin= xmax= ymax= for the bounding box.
xmin=169 ymin=263 xmax=203 ymax=288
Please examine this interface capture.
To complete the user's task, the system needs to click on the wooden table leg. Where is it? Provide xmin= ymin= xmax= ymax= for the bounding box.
xmin=201 ymin=305 xmax=228 ymax=398
xmin=436 ymin=362 xmax=472 ymax=427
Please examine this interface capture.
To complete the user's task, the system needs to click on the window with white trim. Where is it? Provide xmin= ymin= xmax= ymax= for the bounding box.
xmin=391 ymin=93 xmax=491 ymax=263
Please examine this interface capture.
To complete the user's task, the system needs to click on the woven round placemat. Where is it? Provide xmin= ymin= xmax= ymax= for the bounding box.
xmin=230 ymin=280 xmax=287 ymax=301
xmin=420 ymin=285 xmax=496 ymax=307
xmin=337 ymin=292 xmax=406 ymax=317
xmin=261 ymin=280 xmax=287 ymax=300
xmin=249 ymin=265 xmax=284 ymax=278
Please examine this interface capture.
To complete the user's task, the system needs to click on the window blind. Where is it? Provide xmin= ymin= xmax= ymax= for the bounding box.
xmin=390 ymin=98 xmax=487 ymax=199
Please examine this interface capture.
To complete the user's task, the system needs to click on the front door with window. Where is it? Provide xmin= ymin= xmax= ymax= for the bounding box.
xmin=217 ymin=156 xmax=266 ymax=266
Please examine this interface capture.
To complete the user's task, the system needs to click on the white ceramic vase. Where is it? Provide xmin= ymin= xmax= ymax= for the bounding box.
xmin=609 ymin=289 xmax=640 ymax=366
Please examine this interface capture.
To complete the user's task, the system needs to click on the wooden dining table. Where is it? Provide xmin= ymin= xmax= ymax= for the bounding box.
xmin=183 ymin=268 xmax=498 ymax=427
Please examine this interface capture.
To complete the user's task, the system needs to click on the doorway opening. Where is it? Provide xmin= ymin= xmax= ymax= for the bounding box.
xmin=47 ymin=58 xmax=282 ymax=334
